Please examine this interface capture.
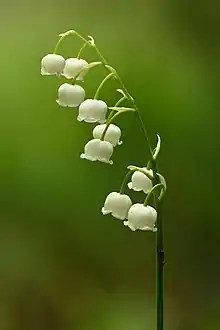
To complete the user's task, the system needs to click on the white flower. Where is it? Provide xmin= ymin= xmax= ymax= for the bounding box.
xmin=93 ymin=124 xmax=122 ymax=147
xmin=62 ymin=58 xmax=89 ymax=80
xmin=80 ymin=139 xmax=113 ymax=164
xmin=124 ymin=204 xmax=157 ymax=232
xmin=41 ymin=54 xmax=65 ymax=75
xmin=78 ymin=99 xmax=107 ymax=123
xmin=57 ymin=83 xmax=85 ymax=107
xmin=128 ymin=168 xmax=153 ymax=193
xmin=102 ymin=192 xmax=132 ymax=220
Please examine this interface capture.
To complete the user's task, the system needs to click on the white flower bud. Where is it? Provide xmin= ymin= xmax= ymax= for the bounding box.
xmin=78 ymin=99 xmax=107 ymax=123
xmin=57 ymin=83 xmax=85 ymax=107
xmin=128 ymin=168 xmax=153 ymax=193
xmin=41 ymin=54 xmax=65 ymax=75
xmin=81 ymin=139 xmax=113 ymax=164
xmin=93 ymin=124 xmax=122 ymax=147
xmin=62 ymin=58 xmax=89 ymax=80
xmin=124 ymin=204 xmax=157 ymax=232
xmin=102 ymin=192 xmax=132 ymax=220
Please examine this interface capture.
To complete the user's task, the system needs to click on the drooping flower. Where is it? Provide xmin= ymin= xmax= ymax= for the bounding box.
xmin=102 ymin=192 xmax=132 ymax=220
xmin=57 ymin=83 xmax=85 ymax=107
xmin=78 ymin=99 xmax=107 ymax=123
xmin=93 ymin=124 xmax=122 ymax=147
xmin=124 ymin=203 xmax=157 ymax=232
xmin=80 ymin=139 xmax=113 ymax=164
xmin=62 ymin=58 xmax=89 ymax=80
xmin=128 ymin=168 xmax=153 ymax=193
xmin=41 ymin=54 xmax=65 ymax=75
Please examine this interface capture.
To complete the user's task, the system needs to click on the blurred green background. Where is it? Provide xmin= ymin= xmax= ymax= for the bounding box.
xmin=0 ymin=0 xmax=219 ymax=329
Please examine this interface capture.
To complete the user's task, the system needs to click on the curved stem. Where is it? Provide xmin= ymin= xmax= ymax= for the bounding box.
xmin=144 ymin=183 xmax=163 ymax=206
xmin=94 ymin=72 xmax=115 ymax=99
xmin=94 ymin=37 xmax=164 ymax=330
xmin=119 ymin=170 xmax=133 ymax=194
xmin=77 ymin=42 xmax=88 ymax=59
xmin=100 ymin=109 xmax=133 ymax=141
xmin=54 ymin=30 xmax=75 ymax=54
xmin=107 ymin=96 xmax=127 ymax=121
xmin=72 ymin=31 xmax=164 ymax=330
xmin=53 ymin=35 xmax=67 ymax=54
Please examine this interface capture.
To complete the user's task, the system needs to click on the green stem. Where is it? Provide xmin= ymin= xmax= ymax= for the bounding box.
xmin=53 ymin=30 xmax=76 ymax=54
xmin=73 ymin=31 xmax=164 ymax=330
xmin=77 ymin=42 xmax=88 ymax=59
xmin=119 ymin=170 xmax=133 ymax=194
xmin=100 ymin=109 xmax=133 ymax=141
xmin=94 ymin=72 xmax=115 ymax=99
xmin=156 ymin=201 xmax=164 ymax=330
xmin=144 ymin=183 xmax=163 ymax=206
xmin=53 ymin=35 xmax=66 ymax=54
xmin=107 ymin=96 xmax=127 ymax=121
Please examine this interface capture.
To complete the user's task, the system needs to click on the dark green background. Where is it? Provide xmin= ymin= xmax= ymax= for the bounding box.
xmin=0 ymin=1 xmax=219 ymax=329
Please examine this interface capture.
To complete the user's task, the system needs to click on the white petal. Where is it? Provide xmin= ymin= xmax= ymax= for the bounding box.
xmin=57 ymin=83 xmax=85 ymax=107
xmin=62 ymin=58 xmax=89 ymax=79
xmin=41 ymin=54 xmax=65 ymax=75
xmin=78 ymin=99 xmax=107 ymax=123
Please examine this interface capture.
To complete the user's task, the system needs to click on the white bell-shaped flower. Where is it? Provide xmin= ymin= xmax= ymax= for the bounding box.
xmin=81 ymin=139 xmax=113 ymax=164
xmin=78 ymin=99 xmax=107 ymax=123
xmin=41 ymin=54 xmax=65 ymax=75
xmin=124 ymin=203 xmax=157 ymax=232
xmin=57 ymin=83 xmax=85 ymax=107
xmin=92 ymin=124 xmax=122 ymax=147
xmin=128 ymin=168 xmax=153 ymax=194
xmin=62 ymin=58 xmax=89 ymax=80
xmin=102 ymin=192 xmax=132 ymax=220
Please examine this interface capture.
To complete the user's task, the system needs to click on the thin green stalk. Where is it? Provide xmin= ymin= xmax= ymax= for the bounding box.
xmin=107 ymin=95 xmax=127 ymax=121
xmin=77 ymin=42 xmax=89 ymax=58
xmin=72 ymin=31 xmax=165 ymax=330
xmin=119 ymin=170 xmax=133 ymax=194
xmin=100 ymin=109 xmax=133 ymax=141
xmin=90 ymin=44 xmax=164 ymax=330
xmin=156 ymin=201 xmax=164 ymax=330
xmin=94 ymin=72 xmax=115 ymax=99
xmin=144 ymin=183 xmax=163 ymax=206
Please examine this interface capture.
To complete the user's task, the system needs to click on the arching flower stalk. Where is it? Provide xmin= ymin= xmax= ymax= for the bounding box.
xmin=40 ymin=29 xmax=167 ymax=330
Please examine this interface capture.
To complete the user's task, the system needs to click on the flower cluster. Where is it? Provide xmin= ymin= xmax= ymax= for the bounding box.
xmin=41 ymin=30 xmax=166 ymax=232
xmin=41 ymin=52 xmax=124 ymax=165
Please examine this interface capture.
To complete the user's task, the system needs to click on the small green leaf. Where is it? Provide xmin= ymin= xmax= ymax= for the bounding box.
xmin=87 ymin=61 xmax=102 ymax=69
xmin=109 ymin=106 xmax=135 ymax=112
xmin=58 ymin=30 xmax=75 ymax=37
xmin=105 ymin=65 xmax=117 ymax=75
xmin=127 ymin=165 xmax=154 ymax=180
xmin=88 ymin=35 xmax=95 ymax=46
xmin=116 ymin=89 xmax=127 ymax=98
xmin=153 ymin=134 xmax=161 ymax=160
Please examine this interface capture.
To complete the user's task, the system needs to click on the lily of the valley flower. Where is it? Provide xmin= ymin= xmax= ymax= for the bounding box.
xmin=80 ymin=139 xmax=113 ymax=164
xmin=41 ymin=54 xmax=65 ymax=75
xmin=62 ymin=57 xmax=89 ymax=80
xmin=57 ymin=83 xmax=85 ymax=107
xmin=124 ymin=203 xmax=157 ymax=232
xmin=128 ymin=168 xmax=153 ymax=194
xmin=93 ymin=124 xmax=122 ymax=147
xmin=102 ymin=192 xmax=132 ymax=220
xmin=78 ymin=99 xmax=107 ymax=123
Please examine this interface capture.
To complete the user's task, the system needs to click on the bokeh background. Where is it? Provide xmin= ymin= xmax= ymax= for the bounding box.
xmin=0 ymin=0 xmax=219 ymax=329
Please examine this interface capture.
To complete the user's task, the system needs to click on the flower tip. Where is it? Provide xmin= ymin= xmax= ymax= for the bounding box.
xmin=118 ymin=140 xmax=123 ymax=146
xmin=77 ymin=115 xmax=83 ymax=122
xmin=80 ymin=153 xmax=86 ymax=159
xmin=101 ymin=207 xmax=109 ymax=215
xmin=127 ymin=182 xmax=132 ymax=190
xmin=98 ymin=119 xmax=106 ymax=124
